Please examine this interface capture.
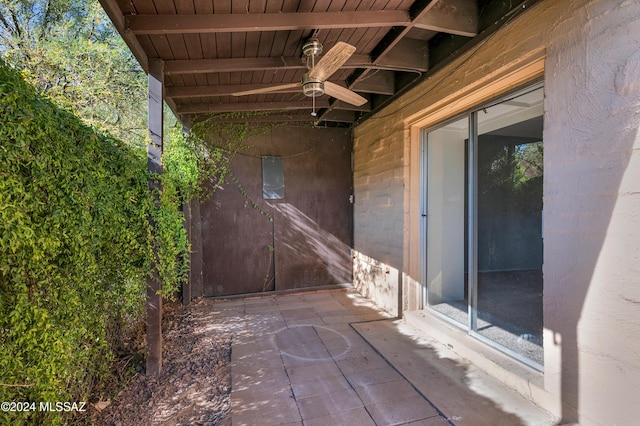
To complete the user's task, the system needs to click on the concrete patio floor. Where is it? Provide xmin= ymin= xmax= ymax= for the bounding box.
xmin=209 ymin=288 xmax=556 ymax=426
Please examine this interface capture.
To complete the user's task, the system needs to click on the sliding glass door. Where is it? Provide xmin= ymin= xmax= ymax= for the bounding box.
xmin=422 ymin=84 xmax=544 ymax=369
xmin=424 ymin=117 xmax=468 ymax=326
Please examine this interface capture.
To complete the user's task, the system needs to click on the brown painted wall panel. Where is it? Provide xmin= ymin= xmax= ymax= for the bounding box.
xmin=200 ymin=125 xmax=352 ymax=296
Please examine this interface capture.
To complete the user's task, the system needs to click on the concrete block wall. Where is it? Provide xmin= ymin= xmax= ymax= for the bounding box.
xmin=352 ymin=0 xmax=640 ymax=424
xmin=353 ymin=109 xmax=409 ymax=317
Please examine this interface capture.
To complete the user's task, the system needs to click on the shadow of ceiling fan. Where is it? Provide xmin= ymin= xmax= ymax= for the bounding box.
xmin=232 ymin=37 xmax=368 ymax=116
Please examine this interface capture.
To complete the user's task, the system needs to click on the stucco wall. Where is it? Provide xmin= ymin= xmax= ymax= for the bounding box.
xmin=352 ymin=0 xmax=640 ymax=424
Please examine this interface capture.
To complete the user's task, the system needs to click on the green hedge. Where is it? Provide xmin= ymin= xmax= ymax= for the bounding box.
xmin=0 ymin=59 xmax=187 ymax=424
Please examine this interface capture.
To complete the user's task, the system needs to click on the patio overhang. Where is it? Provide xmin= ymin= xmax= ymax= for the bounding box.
xmin=97 ymin=0 xmax=541 ymax=376
xmin=99 ymin=0 xmax=540 ymax=126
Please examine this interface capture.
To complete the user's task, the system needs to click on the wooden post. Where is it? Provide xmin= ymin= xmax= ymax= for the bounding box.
xmin=191 ymin=200 xmax=204 ymax=298
xmin=181 ymin=118 xmax=192 ymax=305
xmin=146 ymin=58 xmax=164 ymax=376
xmin=182 ymin=201 xmax=192 ymax=305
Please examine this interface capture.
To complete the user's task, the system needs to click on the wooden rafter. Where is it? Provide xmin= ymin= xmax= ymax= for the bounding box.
xmin=167 ymin=84 xmax=301 ymax=98
xmin=413 ymin=0 xmax=478 ymax=37
xmin=176 ymin=99 xmax=371 ymax=115
xmin=176 ymin=100 xmax=332 ymax=115
xmin=125 ymin=11 xmax=411 ymax=35
xmin=164 ymin=55 xmax=371 ymax=75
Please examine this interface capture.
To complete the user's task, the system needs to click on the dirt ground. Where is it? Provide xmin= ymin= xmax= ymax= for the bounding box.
xmin=92 ymin=299 xmax=232 ymax=426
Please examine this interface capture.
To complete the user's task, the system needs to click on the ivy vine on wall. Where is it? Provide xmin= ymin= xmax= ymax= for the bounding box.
xmin=0 ymin=59 xmax=187 ymax=424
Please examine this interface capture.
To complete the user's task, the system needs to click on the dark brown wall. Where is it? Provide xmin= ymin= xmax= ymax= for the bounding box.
xmin=200 ymin=125 xmax=353 ymax=296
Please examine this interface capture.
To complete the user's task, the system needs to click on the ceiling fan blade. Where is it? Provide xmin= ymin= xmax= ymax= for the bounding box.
xmin=324 ymin=81 xmax=368 ymax=106
xmin=232 ymin=82 xmax=300 ymax=97
xmin=308 ymin=42 xmax=356 ymax=81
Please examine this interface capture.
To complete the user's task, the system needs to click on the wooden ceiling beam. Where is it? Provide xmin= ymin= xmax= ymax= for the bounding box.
xmin=319 ymin=109 xmax=358 ymax=123
xmin=191 ymin=113 xmax=323 ymax=123
xmin=164 ymin=54 xmax=429 ymax=75
xmin=125 ymin=11 xmax=410 ymax=35
xmin=176 ymin=99 xmax=371 ymax=115
xmin=164 ymin=55 xmax=370 ymax=75
xmin=375 ymin=38 xmax=429 ymax=72
xmin=167 ymin=83 xmax=301 ymax=98
xmin=344 ymin=0 xmax=439 ymax=93
xmin=351 ymin=71 xmax=395 ymax=95
xmin=176 ymin=100 xmax=332 ymax=114
xmin=413 ymin=0 xmax=478 ymax=37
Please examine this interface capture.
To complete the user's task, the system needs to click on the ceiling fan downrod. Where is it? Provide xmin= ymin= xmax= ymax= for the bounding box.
xmin=302 ymin=37 xmax=324 ymax=116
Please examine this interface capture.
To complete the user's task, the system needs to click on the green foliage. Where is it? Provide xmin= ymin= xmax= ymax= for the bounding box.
xmin=151 ymin=177 xmax=190 ymax=299
xmin=163 ymin=113 xmax=283 ymax=204
xmin=1 ymin=0 xmax=148 ymax=148
xmin=0 ymin=59 xmax=186 ymax=424
xmin=163 ymin=125 xmax=203 ymax=203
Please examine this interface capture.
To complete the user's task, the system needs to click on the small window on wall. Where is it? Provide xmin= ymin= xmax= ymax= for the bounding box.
xmin=262 ymin=156 xmax=284 ymax=199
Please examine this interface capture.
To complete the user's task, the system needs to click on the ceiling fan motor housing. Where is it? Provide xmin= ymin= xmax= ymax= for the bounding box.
xmin=302 ymin=37 xmax=323 ymax=58
xmin=302 ymin=74 xmax=325 ymax=97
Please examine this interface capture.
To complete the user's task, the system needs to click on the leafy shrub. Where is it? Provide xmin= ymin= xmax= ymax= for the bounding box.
xmin=0 ymin=59 xmax=186 ymax=424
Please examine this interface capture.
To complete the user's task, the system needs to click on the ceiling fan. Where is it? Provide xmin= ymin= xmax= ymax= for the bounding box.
xmin=231 ymin=38 xmax=368 ymax=116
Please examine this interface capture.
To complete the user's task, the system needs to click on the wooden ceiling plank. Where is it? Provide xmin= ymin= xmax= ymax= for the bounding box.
xmin=251 ymin=70 xmax=265 ymax=85
xmin=174 ymin=0 xmax=196 ymax=13
xmin=257 ymin=31 xmax=276 ymax=58
xmin=245 ymin=31 xmax=261 ymax=57
xmin=384 ymin=0 xmax=406 ymax=11
xmin=265 ymin=0 xmax=282 ymax=13
xmin=152 ymin=0 xmax=175 ymax=14
xmin=183 ymin=34 xmax=204 ymax=59
xmin=231 ymin=32 xmax=245 ymax=58
xmin=179 ymin=73 xmax=197 ymax=87
xmin=269 ymin=31 xmax=290 ymax=57
xmin=232 ymin=70 xmax=246 ymax=85
xmin=131 ymin=0 xmax=156 ymax=14
xmin=166 ymin=34 xmax=190 ymax=60
xmin=194 ymin=73 xmax=209 ymax=86
xmin=217 ymin=72 xmax=231 ymax=86
xmin=114 ymin=0 xmax=136 ymax=14
xmin=413 ymin=0 xmax=478 ymax=37
xmin=213 ymin=0 xmax=231 ymax=14
xmin=193 ymin=0 xmax=213 ymax=13
xmin=170 ymin=74 xmax=186 ymax=89
xmin=356 ymin=0 xmax=378 ymax=12
xmin=216 ymin=33 xmax=232 ymax=58
xmin=206 ymin=71 xmax=220 ymax=86
xmin=282 ymin=30 xmax=306 ymax=57
xmin=250 ymin=0 xmax=268 ymax=13
xmin=200 ymin=33 xmax=217 ymax=58
xmin=166 ymin=74 xmax=183 ymax=88
xmin=150 ymin=34 xmax=176 ymax=60
xmin=137 ymin=34 xmax=159 ymax=59
xmin=360 ymin=27 xmax=390 ymax=53
xmin=297 ymin=0 xmax=316 ymax=13
xmin=125 ymin=11 xmax=411 ymax=34
xmin=369 ymin=0 xmax=389 ymax=10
